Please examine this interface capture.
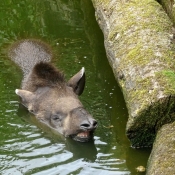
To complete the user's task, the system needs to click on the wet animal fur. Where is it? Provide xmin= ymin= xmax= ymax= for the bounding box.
xmin=8 ymin=39 xmax=97 ymax=142
xmin=9 ymin=39 xmax=52 ymax=74
xmin=23 ymin=62 xmax=65 ymax=92
xmin=9 ymin=39 xmax=65 ymax=91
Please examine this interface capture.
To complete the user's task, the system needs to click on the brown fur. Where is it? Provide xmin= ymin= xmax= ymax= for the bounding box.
xmin=10 ymin=39 xmax=97 ymax=142
xmin=23 ymin=62 xmax=65 ymax=91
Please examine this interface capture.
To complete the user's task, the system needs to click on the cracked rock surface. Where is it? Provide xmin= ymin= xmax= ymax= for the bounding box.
xmin=92 ymin=0 xmax=175 ymax=147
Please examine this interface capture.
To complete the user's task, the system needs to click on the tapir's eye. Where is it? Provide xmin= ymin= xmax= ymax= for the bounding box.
xmin=51 ymin=114 xmax=62 ymax=121
xmin=52 ymin=115 xmax=61 ymax=120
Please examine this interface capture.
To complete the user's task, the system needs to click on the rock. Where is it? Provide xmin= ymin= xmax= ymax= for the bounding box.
xmin=92 ymin=0 xmax=175 ymax=147
xmin=136 ymin=166 xmax=146 ymax=173
xmin=146 ymin=122 xmax=175 ymax=175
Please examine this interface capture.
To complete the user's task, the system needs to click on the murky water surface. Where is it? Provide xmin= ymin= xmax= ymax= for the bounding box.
xmin=0 ymin=0 xmax=151 ymax=174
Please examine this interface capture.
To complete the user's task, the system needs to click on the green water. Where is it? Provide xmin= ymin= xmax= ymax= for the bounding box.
xmin=0 ymin=0 xmax=151 ymax=174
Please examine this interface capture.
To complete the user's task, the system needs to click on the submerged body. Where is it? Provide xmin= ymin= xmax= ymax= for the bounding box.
xmin=9 ymin=39 xmax=97 ymax=142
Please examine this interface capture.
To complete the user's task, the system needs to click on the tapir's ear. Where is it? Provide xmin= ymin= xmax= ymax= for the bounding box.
xmin=15 ymin=89 xmax=35 ymax=104
xmin=67 ymin=67 xmax=85 ymax=95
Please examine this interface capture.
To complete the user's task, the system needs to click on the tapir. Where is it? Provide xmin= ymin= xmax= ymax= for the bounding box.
xmin=8 ymin=39 xmax=97 ymax=142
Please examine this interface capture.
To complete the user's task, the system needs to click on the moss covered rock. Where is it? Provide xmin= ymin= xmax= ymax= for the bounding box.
xmin=146 ymin=122 xmax=175 ymax=175
xmin=92 ymin=0 xmax=175 ymax=147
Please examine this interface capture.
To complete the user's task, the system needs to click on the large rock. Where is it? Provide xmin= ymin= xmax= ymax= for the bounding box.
xmin=92 ymin=0 xmax=175 ymax=147
xmin=146 ymin=122 xmax=175 ymax=175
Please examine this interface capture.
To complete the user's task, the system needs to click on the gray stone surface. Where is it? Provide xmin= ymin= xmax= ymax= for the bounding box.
xmin=147 ymin=122 xmax=175 ymax=175
xmin=92 ymin=0 xmax=175 ymax=147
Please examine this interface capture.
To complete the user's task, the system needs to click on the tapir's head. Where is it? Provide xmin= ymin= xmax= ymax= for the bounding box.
xmin=15 ymin=62 xmax=97 ymax=142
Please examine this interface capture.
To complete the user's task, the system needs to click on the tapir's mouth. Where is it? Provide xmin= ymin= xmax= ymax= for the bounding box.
xmin=72 ymin=131 xmax=93 ymax=142
xmin=77 ymin=131 xmax=90 ymax=138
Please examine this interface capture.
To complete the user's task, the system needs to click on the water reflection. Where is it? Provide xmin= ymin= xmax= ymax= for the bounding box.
xmin=0 ymin=102 xmax=130 ymax=175
xmin=66 ymin=139 xmax=97 ymax=161
xmin=1 ymin=113 xmax=127 ymax=175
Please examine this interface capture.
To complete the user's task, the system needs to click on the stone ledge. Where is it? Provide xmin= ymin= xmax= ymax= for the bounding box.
xmin=92 ymin=0 xmax=175 ymax=148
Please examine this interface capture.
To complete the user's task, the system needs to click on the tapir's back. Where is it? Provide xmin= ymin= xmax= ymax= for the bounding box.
xmin=9 ymin=39 xmax=52 ymax=77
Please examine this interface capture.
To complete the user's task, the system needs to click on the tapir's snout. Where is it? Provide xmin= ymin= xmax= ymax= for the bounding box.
xmin=65 ymin=107 xmax=97 ymax=142
xmin=80 ymin=118 xmax=98 ymax=131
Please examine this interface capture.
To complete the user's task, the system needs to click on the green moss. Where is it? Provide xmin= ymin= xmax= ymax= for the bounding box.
xmin=107 ymin=0 xmax=173 ymax=72
xmin=113 ymin=1 xmax=175 ymax=147
xmin=129 ymin=78 xmax=151 ymax=101
xmin=93 ymin=0 xmax=175 ymax=147
xmin=108 ymin=0 xmax=171 ymax=38
xmin=162 ymin=70 xmax=175 ymax=81
xmin=155 ymin=70 xmax=175 ymax=95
